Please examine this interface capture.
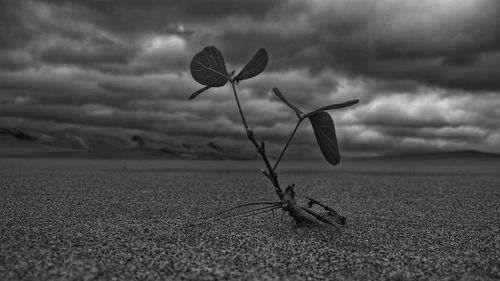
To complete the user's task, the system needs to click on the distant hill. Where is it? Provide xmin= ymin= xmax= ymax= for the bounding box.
xmin=0 ymin=127 xmax=256 ymax=160
xmin=378 ymin=150 xmax=500 ymax=160
xmin=2 ymin=127 xmax=499 ymax=163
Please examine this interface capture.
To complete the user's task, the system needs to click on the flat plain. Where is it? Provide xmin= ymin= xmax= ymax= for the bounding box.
xmin=0 ymin=158 xmax=499 ymax=280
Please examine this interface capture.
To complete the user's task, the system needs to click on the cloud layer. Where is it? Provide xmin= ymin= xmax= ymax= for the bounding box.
xmin=1 ymin=0 xmax=499 ymax=156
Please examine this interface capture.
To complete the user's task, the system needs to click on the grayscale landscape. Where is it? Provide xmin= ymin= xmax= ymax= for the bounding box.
xmin=2 ymin=0 xmax=500 ymax=280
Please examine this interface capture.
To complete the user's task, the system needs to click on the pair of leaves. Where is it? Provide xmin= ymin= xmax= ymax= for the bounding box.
xmin=272 ymin=87 xmax=359 ymax=166
xmin=189 ymin=46 xmax=268 ymax=100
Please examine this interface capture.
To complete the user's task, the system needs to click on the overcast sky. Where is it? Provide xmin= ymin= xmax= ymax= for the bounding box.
xmin=1 ymin=0 xmax=499 ymax=157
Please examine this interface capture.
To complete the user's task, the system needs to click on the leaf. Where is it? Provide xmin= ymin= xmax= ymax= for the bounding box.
xmin=190 ymin=46 xmax=229 ymax=87
xmin=308 ymin=111 xmax=340 ymax=165
xmin=234 ymin=48 xmax=268 ymax=82
xmin=272 ymin=87 xmax=303 ymax=115
xmin=303 ymin=100 xmax=359 ymax=118
xmin=189 ymin=86 xmax=211 ymax=100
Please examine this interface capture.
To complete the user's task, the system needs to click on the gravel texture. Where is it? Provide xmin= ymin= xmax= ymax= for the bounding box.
xmin=0 ymin=160 xmax=499 ymax=280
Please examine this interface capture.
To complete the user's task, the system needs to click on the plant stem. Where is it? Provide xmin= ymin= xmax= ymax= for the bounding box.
xmin=272 ymin=119 xmax=302 ymax=172
xmin=230 ymin=82 xmax=284 ymax=199
xmin=231 ymin=82 xmax=248 ymax=129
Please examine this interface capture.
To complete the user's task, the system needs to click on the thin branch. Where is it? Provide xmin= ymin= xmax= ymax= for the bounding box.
xmin=306 ymin=197 xmax=340 ymax=214
xmin=207 ymin=204 xmax=279 ymax=221
xmin=259 ymin=143 xmax=275 ymax=178
xmin=258 ymin=144 xmax=284 ymax=199
xmin=273 ymin=119 xmax=302 ymax=172
xmin=306 ymin=197 xmax=346 ymax=225
xmin=191 ymin=202 xmax=281 ymax=222
xmin=300 ymin=207 xmax=340 ymax=229
xmin=238 ymin=206 xmax=282 ymax=220
xmin=190 ymin=205 xmax=281 ymax=226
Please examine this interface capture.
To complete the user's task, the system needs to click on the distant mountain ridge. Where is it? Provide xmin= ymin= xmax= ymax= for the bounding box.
xmin=378 ymin=150 xmax=500 ymax=159
xmin=0 ymin=127 xmax=256 ymax=160
xmin=2 ymin=127 xmax=499 ymax=161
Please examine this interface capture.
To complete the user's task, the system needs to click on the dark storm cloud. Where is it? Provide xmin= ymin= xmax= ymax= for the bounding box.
xmin=214 ymin=0 xmax=500 ymax=91
xmin=37 ymin=37 xmax=135 ymax=66
xmin=1 ymin=0 xmax=499 ymax=156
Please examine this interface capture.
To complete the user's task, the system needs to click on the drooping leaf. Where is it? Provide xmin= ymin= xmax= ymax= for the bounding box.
xmin=308 ymin=111 xmax=340 ymax=165
xmin=234 ymin=48 xmax=268 ymax=82
xmin=189 ymin=86 xmax=211 ymax=100
xmin=303 ymin=100 xmax=359 ymax=118
xmin=272 ymin=87 xmax=303 ymax=115
xmin=190 ymin=46 xmax=229 ymax=87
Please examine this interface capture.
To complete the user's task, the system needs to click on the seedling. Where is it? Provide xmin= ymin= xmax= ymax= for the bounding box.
xmin=188 ymin=46 xmax=358 ymax=227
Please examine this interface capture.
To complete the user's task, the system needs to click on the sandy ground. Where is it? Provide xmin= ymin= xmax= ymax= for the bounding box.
xmin=0 ymin=159 xmax=499 ymax=280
